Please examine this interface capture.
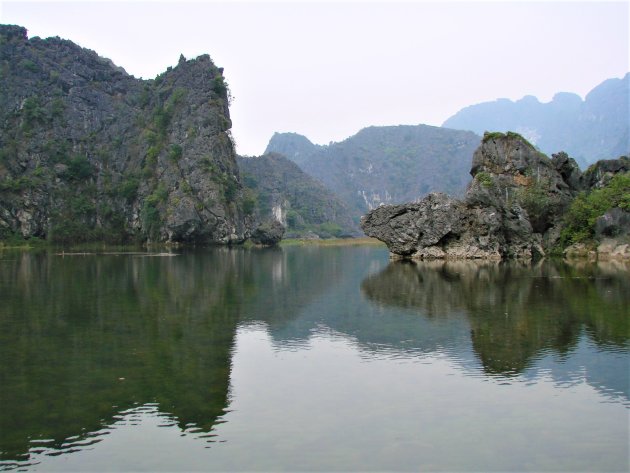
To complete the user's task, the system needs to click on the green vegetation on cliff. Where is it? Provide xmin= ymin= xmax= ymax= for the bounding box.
xmin=265 ymin=125 xmax=481 ymax=223
xmin=561 ymin=172 xmax=630 ymax=245
xmin=237 ymin=153 xmax=359 ymax=238
xmin=0 ymin=25 xmax=247 ymax=245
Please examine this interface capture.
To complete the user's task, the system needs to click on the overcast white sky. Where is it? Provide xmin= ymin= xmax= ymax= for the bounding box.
xmin=1 ymin=1 xmax=628 ymax=155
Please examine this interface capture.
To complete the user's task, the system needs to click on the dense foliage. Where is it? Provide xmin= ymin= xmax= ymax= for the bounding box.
xmin=561 ymin=172 xmax=630 ymax=245
xmin=237 ymin=153 xmax=359 ymax=238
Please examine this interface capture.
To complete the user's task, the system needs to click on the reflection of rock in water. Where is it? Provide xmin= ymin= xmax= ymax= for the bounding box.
xmin=0 ymin=250 xmax=240 ymax=464
xmin=362 ymin=259 xmax=501 ymax=316
xmin=238 ymin=246 xmax=345 ymax=329
xmin=361 ymin=259 xmax=629 ymax=384
xmin=0 ymin=245 xmax=343 ymax=465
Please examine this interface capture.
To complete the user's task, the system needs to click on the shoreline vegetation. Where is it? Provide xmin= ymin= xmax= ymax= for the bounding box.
xmin=279 ymin=237 xmax=385 ymax=247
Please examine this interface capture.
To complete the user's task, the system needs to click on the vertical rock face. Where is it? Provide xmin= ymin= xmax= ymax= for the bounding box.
xmin=361 ymin=132 xmax=608 ymax=260
xmin=466 ymin=132 xmax=576 ymax=236
xmin=0 ymin=25 xmax=248 ymax=244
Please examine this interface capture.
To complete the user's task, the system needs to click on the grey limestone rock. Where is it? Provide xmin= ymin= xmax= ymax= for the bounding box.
xmin=0 ymin=25 xmax=248 ymax=244
xmin=552 ymin=152 xmax=583 ymax=192
xmin=250 ymin=220 xmax=285 ymax=246
xmin=361 ymin=193 xmax=465 ymax=257
xmin=361 ymin=132 xmax=578 ymax=260
xmin=581 ymin=157 xmax=630 ymax=189
xmin=595 ymin=207 xmax=630 ymax=238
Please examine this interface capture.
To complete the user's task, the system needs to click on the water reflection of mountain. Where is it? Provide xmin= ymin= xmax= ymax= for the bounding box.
xmin=0 ymin=251 xmax=235 ymax=466
xmin=255 ymin=252 xmax=628 ymax=404
xmin=1 ymin=247 xmax=628 ymax=467
xmin=360 ymin=260 xmax=629 ymax=401
xmin=0 ymin=247 xmax=338 ymax=467
xmin=259 ymin=249 xmax=475 ymax=359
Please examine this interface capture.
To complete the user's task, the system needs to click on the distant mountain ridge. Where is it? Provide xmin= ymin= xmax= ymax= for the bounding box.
xmin=237 ymin=153 xmax=359 ymax=238
xmin=264 ymin=132 xmax=322 ymax=169
xmin=443 ymin=74 xmax=629 ymax=167
xmin=265 ymin=125 xmax=481 ymax=223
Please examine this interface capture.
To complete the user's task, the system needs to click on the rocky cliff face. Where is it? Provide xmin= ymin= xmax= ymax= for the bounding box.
xmin=443 ymin=74 xmax=630 ymax=167
xmin=0 ymin=25 xmax=248 ymax=244
xmin=362 ymin=132 xmax=628 ymax=260
xmin=265 ymin=125 xmax=481 ymax=223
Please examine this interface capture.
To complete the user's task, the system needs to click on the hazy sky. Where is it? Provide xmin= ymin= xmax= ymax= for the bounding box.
xmin=1 ymin=1 xmax=628 ymax=155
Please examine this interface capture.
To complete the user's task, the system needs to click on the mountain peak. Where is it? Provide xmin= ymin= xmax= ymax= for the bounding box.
xmin=0 ymin=24 xmax=247 ymax=244
xmin=0 ymin=24 xmax=28 ymax=42
xmin=264 ymin=132 xmax=320 ymax=165
xmin=442 ymin=75 xmax=629 ymax=166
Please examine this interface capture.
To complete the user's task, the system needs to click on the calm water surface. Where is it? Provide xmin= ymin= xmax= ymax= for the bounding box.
xmin=0 ymin=246 xmax=628 ymax=472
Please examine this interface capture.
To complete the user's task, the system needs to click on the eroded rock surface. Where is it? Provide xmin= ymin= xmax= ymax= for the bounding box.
xmin=362 ymin=132 xmax=626 ymax=260
xmin=0 ymin=25 xmax=248 ymax=244
xmin=250 ymin=220 xmax=285 ymax=246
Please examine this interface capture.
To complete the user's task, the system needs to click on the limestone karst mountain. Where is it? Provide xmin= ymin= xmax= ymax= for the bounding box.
xmin=361 ymin=132 xmax=630 ymax=260
xmin=0 ymin=24 xmax=248 ymax=244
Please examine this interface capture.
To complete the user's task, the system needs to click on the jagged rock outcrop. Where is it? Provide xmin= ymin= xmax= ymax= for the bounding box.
xmin=551 ymin=151 xmax=583 ymax=191
xmin=362 ymin=132 xmax=627 ymax=260
xmin=0 ymin=25 xmax=248 ymax=244
xmin=250 ymin=220 xmax=285 ymax=246
xmin=466 ymin=132 xmax=576 ymax=236
xmin=580 ymin=157 xmax=630 ymax=189
xmin=361 ymin=193 xmax=500 ymax=259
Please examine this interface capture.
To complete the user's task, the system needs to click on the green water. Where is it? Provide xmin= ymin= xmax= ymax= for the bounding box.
xmin=0 ymin=246 xmax=628 ymax=472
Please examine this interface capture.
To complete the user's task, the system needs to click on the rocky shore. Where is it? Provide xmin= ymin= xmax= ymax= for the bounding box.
xmin=361 ymin=132 xmax=629 ymax=260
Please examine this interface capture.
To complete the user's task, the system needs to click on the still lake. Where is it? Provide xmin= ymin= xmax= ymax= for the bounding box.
xmin=0 ymin=245 xmax=628 ymax=472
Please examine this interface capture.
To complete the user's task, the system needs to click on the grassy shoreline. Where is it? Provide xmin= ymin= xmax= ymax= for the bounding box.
xmin=280 ymin=237 xmax=385 ymax=247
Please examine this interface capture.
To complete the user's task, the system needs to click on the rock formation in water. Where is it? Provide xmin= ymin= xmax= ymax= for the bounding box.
xmin=237 ymin=152 xmax=359 ymax=238
xmin=360 ymin=258 xmax=630 ymax=380
xmin=361 ymin=132 xmax=629 ymax=260
xmin=443 ymin=74 xmax=629 ymax=167
xmin=0 ymin=25 xmax=248 ymax=244
xmin=265 ymin=125 xmax=481 ymax=223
